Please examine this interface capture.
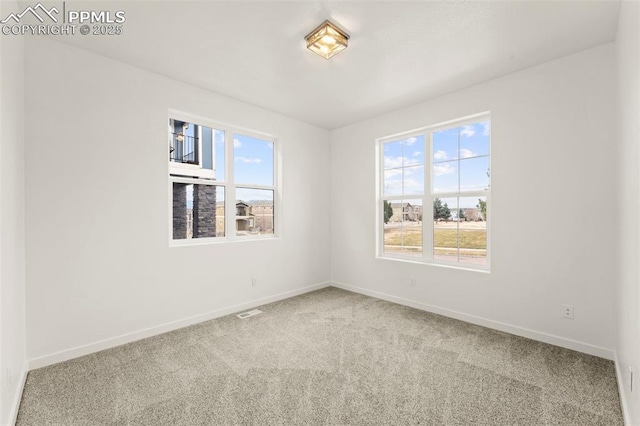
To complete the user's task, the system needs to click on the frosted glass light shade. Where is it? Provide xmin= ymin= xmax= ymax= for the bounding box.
xmin=305 ymin=20 xmax=349 ymax=59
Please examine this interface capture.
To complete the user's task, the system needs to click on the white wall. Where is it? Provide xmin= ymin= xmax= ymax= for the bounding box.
xmin=24 ymin=38 xmax=331 ymax=363
xmin=615 ymin=1 xmax=640 ymax=423
xmin=330 ymin=44 xmax=618 ymax=358
xmin=0 ymin=0 xmax=27 ymax=423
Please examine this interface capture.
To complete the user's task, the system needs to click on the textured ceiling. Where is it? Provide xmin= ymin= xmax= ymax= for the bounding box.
xmin=47 ymin=1 xmax=621 ymax=129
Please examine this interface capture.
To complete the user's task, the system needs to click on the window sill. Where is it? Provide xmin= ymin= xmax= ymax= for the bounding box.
xmin=375 ymin=255 xmax=490 ymax=273
xmin=170 ymin=235 xmax=280 ymax=248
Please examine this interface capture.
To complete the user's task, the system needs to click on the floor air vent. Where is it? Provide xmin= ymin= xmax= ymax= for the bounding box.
xmin=237 ymin=309 xmax=262 ymax=319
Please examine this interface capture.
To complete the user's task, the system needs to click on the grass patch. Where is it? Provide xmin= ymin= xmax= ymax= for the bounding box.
xmin=435 ymin=229 xmax=486 ymax=249
xmin=384 ymin=226 xmax=486 ymax=249
xmin=384 ymin=227 xmax=422 ymax=246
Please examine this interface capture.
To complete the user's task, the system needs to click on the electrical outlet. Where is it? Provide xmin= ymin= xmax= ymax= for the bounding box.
xmin=629 ymin=366 xmax=634 ymax=392
xmin=410 ymin=277 xmax=416 ymax=287
xmin=251 ymin=277 xmax=258 ymax=287
xmin=562 ymin=304 xmax=574 ymax=319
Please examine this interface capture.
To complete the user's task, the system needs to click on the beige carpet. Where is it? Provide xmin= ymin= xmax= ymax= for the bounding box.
xmin=17 ymin=287 xmax=623 ymax=425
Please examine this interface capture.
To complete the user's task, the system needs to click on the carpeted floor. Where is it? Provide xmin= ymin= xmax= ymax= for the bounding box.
xmin=17 ymin=287 xmax=623 ymax=425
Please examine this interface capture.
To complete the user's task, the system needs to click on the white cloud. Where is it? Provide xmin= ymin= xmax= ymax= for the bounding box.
xmin=461 ymin=125 xmax=475 ymax=138
xmin=413 ymin=151 xmax=422 ymax=157
xmin=460 ymin=183 xmax=489 ymax=192
xmin=403 ymin=178 xmax=423 ymax=189
xmin=460 ymin=148 xmax=476 ymax=159
xmin=406 ymin=137 xmax=417 ymax=146
xmin=384 ymin=156 xmax=403 ymax=169
xmin=434 ymin=150 xmax=448 ymax=160
xmin=384 ymin=156 xmax=420 ymax=169
xmin=383 ymin=177 xmax=402 ymax=195
xmin=404 ymin=164 xmax=425 ymax=176
xmin=234 ymin=139 xmax=242 ymax=148
xmin=483 ymin=122 xmax=490 ymax=136
xmin=434 ymin=163 xmax=455 ymax=176
xmin=235 ymin=157 xmax=262 ymax=163
xmin=384 ymin=169 xmax=402 ymax=178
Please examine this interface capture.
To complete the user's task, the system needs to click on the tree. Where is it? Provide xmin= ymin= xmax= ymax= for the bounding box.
xmin=433 ymin=198 xmax=443 ymax=220
xmin=383 ymin=200 xmax=393 ymax=224
xmin=477 ymin=199 xmax=487 ymax=221
xmin=442 ymin=202 xmax=451 ymax=221
xmin=458 ymin=208 xmax=465 ymax=222
xmin=433 ymin=198 xmax=451 ymax=221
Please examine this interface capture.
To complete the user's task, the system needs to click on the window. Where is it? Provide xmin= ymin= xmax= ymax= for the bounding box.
xmin=169 ymin=112 xmax=278 ymax=244
xmin=234 ymin=134 xmax=275 ymax=237
xmin=379 ymin=114 xmax=490 ymax=269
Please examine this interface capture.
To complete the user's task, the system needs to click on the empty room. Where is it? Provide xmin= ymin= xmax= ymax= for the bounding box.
xmin=1 ymin=0 xmax=639 ymax=425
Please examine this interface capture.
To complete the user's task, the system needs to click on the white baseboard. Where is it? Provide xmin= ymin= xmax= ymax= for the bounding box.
xmin=6 ymin=361 xmax=28 ymax=426
xmin=614 ymin=352 xmax=631 ymax=426
xmin=330 ymin=281 xmax=615 ymax=360
xmin=28 ymin=282 xmax=331 ymax=370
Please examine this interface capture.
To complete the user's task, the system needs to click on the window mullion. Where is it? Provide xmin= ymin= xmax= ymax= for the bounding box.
xmin=235 ymin=184 xmax=276 ymax=191
xmin=435 ymin=190 xmax=488 ymax=199
xmin=225 ymin=130 xmax=235 ymax=240
xmin=423 ymin=133 xmax=431 ymax=262
xmin=456 ymin=128 xmax=461 ymax=262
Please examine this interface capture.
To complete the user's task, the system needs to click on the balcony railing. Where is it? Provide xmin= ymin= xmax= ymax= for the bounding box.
xmin=170 ymin=133 xmax=198 ymax=164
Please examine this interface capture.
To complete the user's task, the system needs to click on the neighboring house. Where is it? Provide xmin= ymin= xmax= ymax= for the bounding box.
xmin=215 ymin=201 xmax=274 ymax=234
xmin=390 ymin=202 xmax=422 ymax=222
xmin=235 ymin=201 xmax=253 ymax=232
xmin=215 ymin=203 xmax=225 ymax=233
xmin=434 ymin=207 xmax=484 ymax=222
xmin=389 ymin=203 xmax=482 ymax=223
xmin=250 ymin=202 xmax=274 ymax=233
xmin=459 ymin=208 xmax=484 ymax=222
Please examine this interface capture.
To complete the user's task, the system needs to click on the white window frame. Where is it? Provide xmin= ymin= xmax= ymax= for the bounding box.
xmin=168 ymin=110 xmax=281 ymax=246
xmin=376 ymin=112 xmax=491 ymax=271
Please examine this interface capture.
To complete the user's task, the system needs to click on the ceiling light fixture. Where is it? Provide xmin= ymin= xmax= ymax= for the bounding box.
xmin=305 ymin=20 xmax=350 ymax=60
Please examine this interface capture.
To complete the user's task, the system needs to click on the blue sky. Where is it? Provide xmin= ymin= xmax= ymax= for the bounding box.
xmin=181 ymin=125 xmax=274 ymax=204
xmin=212 ymin=129 xmax=274 ymax=187
xmin=233 ymin=134 xmax=274 ymax=202
xmin=383 ymin=135 xmax=425 ymax=196
xmin=233 ymin=133 xmax=274 ymax=187
xmin=176 ymin=123 xmax=274 ymax=205
xmin=212 ymin=131 xmax=274 ymax=202
xmin=383 ymin=121 xmax=489 ymax=206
